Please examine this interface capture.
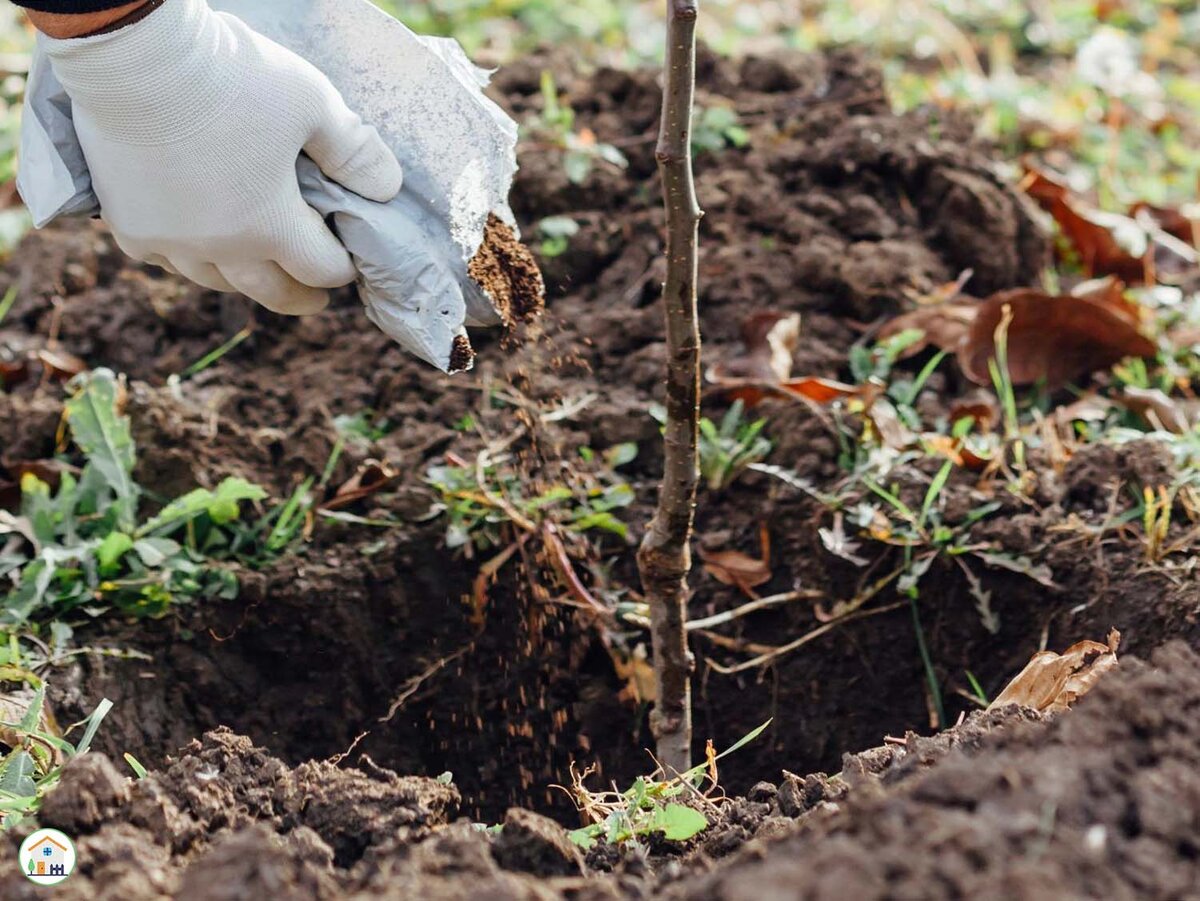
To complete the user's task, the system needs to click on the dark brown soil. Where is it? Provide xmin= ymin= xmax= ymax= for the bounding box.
xmin=2 ymin=643 xmax=1196 ymax=899
xmin=2 ymin=44 xmax=1198 ymax=899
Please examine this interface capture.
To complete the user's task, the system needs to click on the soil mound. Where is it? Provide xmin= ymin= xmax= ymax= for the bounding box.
xmin=2 ymin=644 xmax=1195 ymax=899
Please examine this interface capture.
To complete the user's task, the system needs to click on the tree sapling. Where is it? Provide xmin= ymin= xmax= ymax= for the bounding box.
xmin=637 ymin=0 xmax=703 ymax=773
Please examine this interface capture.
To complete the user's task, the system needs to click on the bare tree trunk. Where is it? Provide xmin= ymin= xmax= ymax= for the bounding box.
xmin=638 ymin=0 xmax=702 ymax=774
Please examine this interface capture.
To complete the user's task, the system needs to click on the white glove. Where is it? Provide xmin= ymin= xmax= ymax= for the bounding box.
xmin=41 ymin=0 xmax=404 ymax=315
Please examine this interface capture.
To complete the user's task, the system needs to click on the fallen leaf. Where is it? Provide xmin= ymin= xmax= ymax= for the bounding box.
xmin=1054 ymin=393 xmax=1116 ymax=424
xmin=37 ymin=348 xmax=88 ymax=381
xmin=958 ymin=281 xmax=1157 ymax=387
xmin=865 ymin=396 xmax=914 ymax=450
xmin=1116 ymin=386 xmax=1191 ymax=434
xmin=948 ymin=400 xmax=999 ymax=433
xmin=321 ymin=461 xmax=398 ymax=511
xmin=1128 ymin=201 xmax=1199 ymax=247
xmin=0 ymin=357 xmax=29 ymax=389
xmin=1022 ymin=166 xmax=1151 ymax=283
xmin=707 ymin=312 xmax=801 ymax=404
xmin=698 ymin=524 xmax=771 ymax=598
xmin=989 ymin=628 xmax=1120 ymax=713
xmin=877 ymin=302 xmax=978 ymax=360
xmin=611 ymin=646 xmax=656 ymax=705
xmin=922 ymin=433 xmax=992 ymax=471
xmin=904 ymin=268 xmax=974 ymax=306
xmin=777 ymin=376 xmax=869 ymax=404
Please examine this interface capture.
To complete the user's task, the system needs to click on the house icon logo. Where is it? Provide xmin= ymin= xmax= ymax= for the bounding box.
xmin=19 ymin=828 xmax=76 ymax=885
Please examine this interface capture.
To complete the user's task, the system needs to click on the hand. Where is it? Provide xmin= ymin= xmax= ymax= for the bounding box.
xmin=41 ymin=0 xmax=403 ymax=314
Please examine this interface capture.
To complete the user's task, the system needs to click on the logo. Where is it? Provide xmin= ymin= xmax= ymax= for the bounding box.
xmin=19 ymin=829 xmax=76 ymax=885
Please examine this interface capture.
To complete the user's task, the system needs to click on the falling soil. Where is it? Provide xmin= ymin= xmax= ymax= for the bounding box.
xmin=2 ymin=45 xmax=1198 ymax=898
xmin=447 ymin=334 xmax=475 ymax=374
xmin=468 ymin=213 xmax=547 ymax=329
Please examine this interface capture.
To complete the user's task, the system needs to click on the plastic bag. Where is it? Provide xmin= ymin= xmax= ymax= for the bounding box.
xmin=17 ymin=0 xmax=538 ymax=373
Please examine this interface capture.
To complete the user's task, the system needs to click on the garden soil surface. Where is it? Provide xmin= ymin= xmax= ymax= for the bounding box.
xmin=1 ymin=46 xmax=1198 ymax=898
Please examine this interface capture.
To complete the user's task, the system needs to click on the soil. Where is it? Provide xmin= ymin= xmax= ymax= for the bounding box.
xmin=1 ymin=45 xmax=1198 ymax=898
xmin=2 ymin=642 xmax=1196 ymax=898
xmin=468 ymin=214 xmax=547 ymax=329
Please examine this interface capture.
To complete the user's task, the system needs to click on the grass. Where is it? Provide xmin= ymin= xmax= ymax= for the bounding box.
xmin=0 ymin=683 xmax=112 ymax=829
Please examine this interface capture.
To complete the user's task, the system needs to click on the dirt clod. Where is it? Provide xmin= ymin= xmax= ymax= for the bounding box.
xmin=493 ymin=807 xmax=586 ymax=877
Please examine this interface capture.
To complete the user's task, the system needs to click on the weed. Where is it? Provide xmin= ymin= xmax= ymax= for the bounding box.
xmin=0 ymin=684 xmax=111 ymax=829
xmin=0 ymin=284 xmax=16 ymax=327
xmin=178 ymin=325 xmax=253 ymax=379
xmin=334 ymin=410 xmax=396 ymax=445
xmin=680 ymin=401 xmax=772 ymax=492
xmin=526 ymin=71 xmax=629 ymax=185
xmin=988 ymin=304 xmax=1025 ymax=469
xmin=691 ymin=105 xmax=750 ymax=155
xmin=536 ymin=216 xmax=581 ymax=258
xmin=425 ymin=450 xmax=634 ymax=554
xmin=562 ymin=720 xmax=770 ymax=850
xmin=0 ymin=370 xmax=307 ymax=630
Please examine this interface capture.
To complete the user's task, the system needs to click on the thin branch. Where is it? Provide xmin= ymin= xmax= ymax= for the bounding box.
xmin=705 ymin=600 xmax=907 ymax=675
xmin=685 ymin=589 xmax=820 ymax=631
xmin=637 ymin=0 xmax=702 ymax=773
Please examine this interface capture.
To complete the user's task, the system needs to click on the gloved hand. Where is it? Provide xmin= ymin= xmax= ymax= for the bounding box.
xmin=40 ymin=0 xmax=404 ymax=315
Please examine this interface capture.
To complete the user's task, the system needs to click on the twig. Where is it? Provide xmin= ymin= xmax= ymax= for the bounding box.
xmin=637 ymin=0 xmax=703 ymax=773
xmin=705 ymin=600 xmax=906 ymax=675
xmin=542 ymin=522 xmax=612 ymax=622
xmin=380 ymin=643 xmax=473 ymax=722
xmin=685 ymin=589 xmax=820 ymax=631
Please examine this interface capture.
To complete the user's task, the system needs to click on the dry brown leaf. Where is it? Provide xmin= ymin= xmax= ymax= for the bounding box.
xmin=611 ymin=647 xmax=657 ymax=705
xmin=37 ymin=348 xmax=88 ymax=381
xmin=959 ymin=281 xmax=1157 ymax=388
xmin=1128 ymin=201 xmax=1199 ymax=247
xmin=1054 ymin=393 xmax=1116 ymax=424
xmin=1117 ymin=386 xmax=1191 ymax=434
xmin=921 ymin=434 xmax=992 ymax=471
xmin=989 ymin=629 xmax=1120 ymax=713
xmin=698 ymin=524 xmax=771 ymax=598
xmin=948 ymin=400 xmax=1000 ymax=433
xmin=777 ymin=376 xmax=866 ymax=404
xmin=1022 ymin=166 xmax=1151 ymax=283
xmin=865 ymin=396 xmax=914 ymax=450
xmin=707 ymin=312 xmax=801 ymax=405
xmin=0 ymin=357 xmax=29 ymax=389
xmin=322 ymin=460 xmax=398 ymax=511
xmin=878 ymin=302 xmax=979 ymax=360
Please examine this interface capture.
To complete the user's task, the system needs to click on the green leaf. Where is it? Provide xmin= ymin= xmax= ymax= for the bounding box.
xmin=563 ymin=151 xmax=593 ymax=185
xmin=71 ymin=698 xmax=113 ymax=755
xmin=714 ymin=718 xmax=773 ymax=763
xmin=96 ymin=532 xmax=134 ymax=573
xmin=132 ymin=537 xmax=182 ymax=568
xmin=647 ymin=803 xmax=708 ymax=842
xmin=0 ymin=284 xmax=18 ymax=327
xmin=123 ymin=753 xmax=148 ymax=779
xmin=17 ymin=685 xmax=44 ymax=733
xmin=0 ymin=751 xmax=37 ymax=799
xmin=65 ymin=370 xmax=138 ymax=532
xmin=568 ymin=824 xmax=602 ymax=850
xmin=138 ymin=477 xmax=266 ymax=537
xmin=538 ymin=216 xmax=580 ymax=240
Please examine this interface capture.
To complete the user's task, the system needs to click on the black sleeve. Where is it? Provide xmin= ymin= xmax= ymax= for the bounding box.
xmin=11 ymin=0 xmax=141 ymax=11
